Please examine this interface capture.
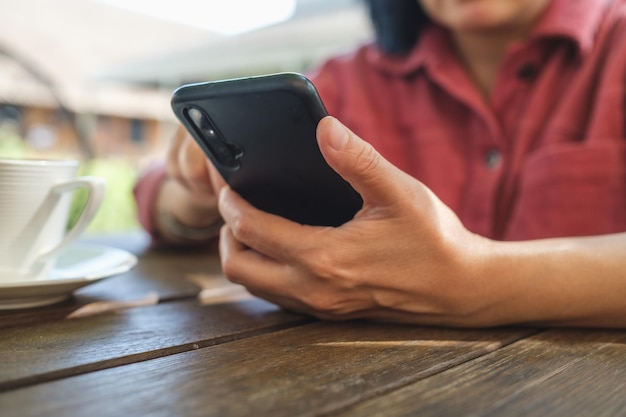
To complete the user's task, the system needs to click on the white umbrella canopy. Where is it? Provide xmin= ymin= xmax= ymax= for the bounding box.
xmin=0 ymin=0 xmax=371 ymax=118
xmin=0 ymin=0 xmax=216 ymax=117
xmin=92 ymin=0 xmax=373 ymax=88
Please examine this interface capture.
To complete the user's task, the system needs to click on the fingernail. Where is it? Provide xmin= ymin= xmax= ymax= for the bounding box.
xmin=327 ymin=117 xmax=349 ymax=150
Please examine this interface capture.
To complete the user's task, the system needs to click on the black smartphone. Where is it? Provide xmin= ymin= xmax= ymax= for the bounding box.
xmin=171 ymin=72 xmax=362 ymax=227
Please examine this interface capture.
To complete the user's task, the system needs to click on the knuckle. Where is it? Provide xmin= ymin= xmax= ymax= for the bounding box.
xmin=296 ymin=269 xmax=362 ymax=319
xmin=301 ymin=250 xmax=335 ymax=279
xmin=229 ymin=213 xmax=253 ymax=242
xmin=301 ymin=293 xmax=336 ymax=314
xmin=354 ymin=142 xmax=381 ymax=178
xmin=302 ymin=248 xmax=360 ymax=292
xmin=302 ymin=293 xmax=356 ymax=318
xmin=165 ymin=156 xmax=180 ymax=178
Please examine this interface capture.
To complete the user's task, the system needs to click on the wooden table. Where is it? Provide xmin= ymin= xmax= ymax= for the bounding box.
xmin=1 ymin=232 xmax=624 ymax=417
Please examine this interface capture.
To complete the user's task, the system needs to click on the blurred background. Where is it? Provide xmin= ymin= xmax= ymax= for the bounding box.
xmin=0 ymin=0 xmax=372 ymax=234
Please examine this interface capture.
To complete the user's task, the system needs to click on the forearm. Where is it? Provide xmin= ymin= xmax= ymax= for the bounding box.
xmin=483 ymin=233 xmax=626 ymax=328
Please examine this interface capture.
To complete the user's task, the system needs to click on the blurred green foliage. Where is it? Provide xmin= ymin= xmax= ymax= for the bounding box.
xmin=0 ymin=127 xmax=28 ymax=158
xmin=70 ymin=158 xmax=140 ymax=234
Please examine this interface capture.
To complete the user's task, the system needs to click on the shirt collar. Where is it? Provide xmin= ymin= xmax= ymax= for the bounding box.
xmin=366 ymin=0 xmax=608 ymax=77
xmin=531 ymin=0 xmax=609 ymax=54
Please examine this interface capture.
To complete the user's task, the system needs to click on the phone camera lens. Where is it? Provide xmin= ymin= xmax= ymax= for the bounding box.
xmin=185 ymin=107 xmax=241 ymax=168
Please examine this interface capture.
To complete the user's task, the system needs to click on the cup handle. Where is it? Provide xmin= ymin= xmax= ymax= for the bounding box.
xmin=33 ymin=176 xmax=106 ymax=263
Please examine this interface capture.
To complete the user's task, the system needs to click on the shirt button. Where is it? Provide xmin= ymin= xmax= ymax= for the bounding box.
xmin=517 ymin=62 xmax=538 ymax=81
xmin=485 ymin=149 xmax=502 ymax=169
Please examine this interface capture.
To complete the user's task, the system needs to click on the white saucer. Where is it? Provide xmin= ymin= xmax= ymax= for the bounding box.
xmin=0 ymin=243 xmax=137 ymax=310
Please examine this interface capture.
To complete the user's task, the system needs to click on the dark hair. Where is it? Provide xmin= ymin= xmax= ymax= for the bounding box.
xmin=362 ymin=0 xmax=430 ymax=56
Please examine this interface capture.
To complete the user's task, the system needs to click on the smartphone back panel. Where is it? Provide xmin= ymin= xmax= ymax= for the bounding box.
xmin=171 ymin=73 xmax=362 ymax=227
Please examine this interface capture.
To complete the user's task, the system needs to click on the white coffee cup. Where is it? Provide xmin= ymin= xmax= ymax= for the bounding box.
xmin=0 ymin=159 xmax=105 ymax=283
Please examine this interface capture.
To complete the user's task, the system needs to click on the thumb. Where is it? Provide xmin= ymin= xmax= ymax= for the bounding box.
xmin=317 ymin=116 xmax=403 ymax=206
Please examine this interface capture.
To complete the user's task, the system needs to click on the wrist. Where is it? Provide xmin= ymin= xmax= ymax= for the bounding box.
xmin=475 ymin=237 xmax=574 ymax=326
xmin=449 ymin=234 xmax=519 ymax=327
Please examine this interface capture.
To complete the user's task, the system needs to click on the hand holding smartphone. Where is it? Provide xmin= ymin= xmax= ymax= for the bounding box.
xmin=171 ymin=73 xmax=362 ymax=227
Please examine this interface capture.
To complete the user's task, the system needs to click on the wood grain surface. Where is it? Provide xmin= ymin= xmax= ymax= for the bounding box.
xmin=0 ymin=298 xmax=310 ymax=392
xmin=0 ymin=320 xmax=535 ymax=417
xmin=332 ymin=329 xmax=626 ymax=417
xmin=78 ymin=232 xmax=222 ymax=301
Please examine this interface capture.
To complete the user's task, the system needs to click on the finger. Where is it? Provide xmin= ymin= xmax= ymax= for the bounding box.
xmin=178 ymin=137 xmax=213 ymax=193
xmin=219 ymin=224 xmax=300 ymax=296
xmin=166 ymin=126 xmax=186 ymax=180
xmin=218 ymin=186 xmax=320 ymax=262
xmin=206 ymin=160 xmax=227 ymax=196
xmin=316 ymin=116 xmax=408 ymax=207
